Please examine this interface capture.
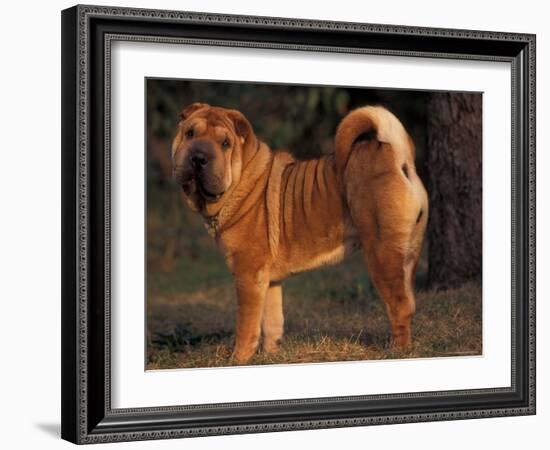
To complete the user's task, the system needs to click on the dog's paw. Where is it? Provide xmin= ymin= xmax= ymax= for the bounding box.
xmin=390 ymin=334 xmax=412 ymax=350
xmin=262 ymin=338 xmax=282 ymax=355
xmin=230 ymin=347 xmax=256 ymax=365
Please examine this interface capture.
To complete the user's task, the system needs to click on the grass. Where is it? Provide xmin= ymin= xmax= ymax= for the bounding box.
xmin=147 ymin=279 xmax=482 ymax=369
xmin=146 ymin=228 xmax=481 ymax=369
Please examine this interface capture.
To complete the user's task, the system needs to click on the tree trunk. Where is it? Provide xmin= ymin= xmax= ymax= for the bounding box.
xmin=426 ymin=92 xmax=482 ymax=290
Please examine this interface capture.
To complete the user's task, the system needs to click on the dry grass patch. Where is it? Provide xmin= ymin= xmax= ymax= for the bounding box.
xmin=147 ymin=280 xmax=481 ymax=370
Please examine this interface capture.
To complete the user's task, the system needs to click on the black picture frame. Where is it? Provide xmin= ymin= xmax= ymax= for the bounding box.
xmin=61 ymin=4 xmax=536 ymax=444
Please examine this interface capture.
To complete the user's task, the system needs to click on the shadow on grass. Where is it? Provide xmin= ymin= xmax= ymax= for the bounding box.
xmin=151 ymin=323 xmax=232 ymax=352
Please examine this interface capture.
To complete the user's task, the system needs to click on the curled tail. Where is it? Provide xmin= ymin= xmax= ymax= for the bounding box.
xmin=334 ymin=106 xmax=410 ymax=177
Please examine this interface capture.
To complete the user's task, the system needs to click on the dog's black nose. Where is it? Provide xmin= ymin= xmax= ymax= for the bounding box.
xmin=191 ymin=151 xmax=208 ymax=169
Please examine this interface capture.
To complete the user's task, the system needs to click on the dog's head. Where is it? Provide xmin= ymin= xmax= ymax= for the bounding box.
xmin=172 ymin=103 xmax=256 ymax=213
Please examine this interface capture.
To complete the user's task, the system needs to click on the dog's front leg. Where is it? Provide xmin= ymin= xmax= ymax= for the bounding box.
xmin=232 ymin=272 xmax=269 ymax=364
xmin=262 ymin=282 xmax=284 ymax=354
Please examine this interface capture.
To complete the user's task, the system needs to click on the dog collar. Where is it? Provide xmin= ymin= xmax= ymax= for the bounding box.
xmin=204 ymin=214 xmax=220 ymax=237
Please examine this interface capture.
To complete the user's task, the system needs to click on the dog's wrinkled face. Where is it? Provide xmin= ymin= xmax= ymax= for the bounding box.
xmin=172 ymin=103 xmax=252 ymax=212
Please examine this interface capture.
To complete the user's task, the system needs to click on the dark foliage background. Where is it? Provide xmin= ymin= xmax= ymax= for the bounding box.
xmin=147 ymin=79 xmax=430 ymax=160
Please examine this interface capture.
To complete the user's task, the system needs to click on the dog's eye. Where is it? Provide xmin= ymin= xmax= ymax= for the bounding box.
xmin=186 ymin=128 xmax=194 ymax=138
xmin=221 ymin=139 xmax=230 ymax=149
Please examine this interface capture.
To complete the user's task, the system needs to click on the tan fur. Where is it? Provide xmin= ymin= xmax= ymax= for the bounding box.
xmin=262 ymin=283 xmax=284 ymax=354
xmin=172 ymin=104 xmax=428 ymax=363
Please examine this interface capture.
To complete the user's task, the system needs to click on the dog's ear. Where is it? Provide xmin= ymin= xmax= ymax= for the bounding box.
xmin=179 ymin=102 xmax=208 ymax=121
xmin=226 ymin=109 xmax=254 ymax=144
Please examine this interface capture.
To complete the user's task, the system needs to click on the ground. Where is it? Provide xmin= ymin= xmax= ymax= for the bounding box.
xmin=146 ymin=202 xmax=482 ymax=370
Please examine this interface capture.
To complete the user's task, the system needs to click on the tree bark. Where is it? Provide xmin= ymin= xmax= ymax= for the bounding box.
xmin=426 ymin=92 xmax=482 ymax=290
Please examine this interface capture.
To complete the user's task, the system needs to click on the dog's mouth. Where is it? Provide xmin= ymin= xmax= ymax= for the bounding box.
xmin=176 ymin=169 xmax=224 ymax=202
xmin=196 ymin=179 xmax=224 ymax=202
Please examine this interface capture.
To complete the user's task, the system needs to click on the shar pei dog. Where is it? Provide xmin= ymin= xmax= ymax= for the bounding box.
xmin=172 ymin=103 xmax=428 ymax=364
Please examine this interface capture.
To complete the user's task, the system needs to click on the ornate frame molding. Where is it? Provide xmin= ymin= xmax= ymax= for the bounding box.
xmin=61 ymin=4 xmax=536 ymax=444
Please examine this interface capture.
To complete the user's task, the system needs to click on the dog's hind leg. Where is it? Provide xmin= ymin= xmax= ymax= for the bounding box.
xmin=262 ymin=282 xmax=284 ymax=354
xmin=344 ymin=145 xmax=427 ymax=349
xmin=364 ymin=239 xmax=418 ymax=348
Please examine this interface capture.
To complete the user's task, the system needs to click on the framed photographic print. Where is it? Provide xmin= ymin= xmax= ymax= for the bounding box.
xmin=61 ymin=4 xmax=536 ymax=444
